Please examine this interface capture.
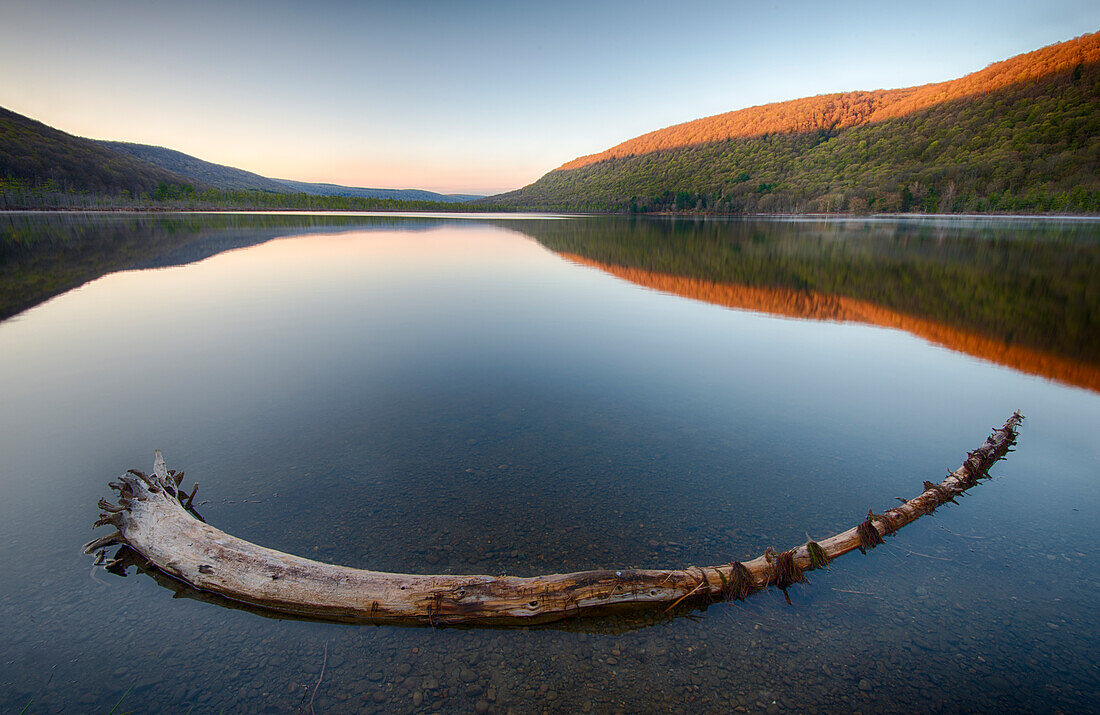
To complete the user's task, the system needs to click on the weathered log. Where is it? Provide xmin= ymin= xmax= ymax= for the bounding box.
xmin=85 ymin=413 xmax=1022 ymax=626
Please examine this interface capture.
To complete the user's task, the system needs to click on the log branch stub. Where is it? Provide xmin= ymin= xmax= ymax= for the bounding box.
xmin=84 ymin=412 xmax=1023 ymax=626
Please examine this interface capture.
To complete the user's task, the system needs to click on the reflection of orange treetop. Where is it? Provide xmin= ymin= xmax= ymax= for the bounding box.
xmin=562 ymin=253 xmax=1100 ymax=394
xmin=560 ymin=31 xmax=1100 ymax=170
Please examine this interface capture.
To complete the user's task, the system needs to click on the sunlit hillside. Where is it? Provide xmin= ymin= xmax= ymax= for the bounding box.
xmin=489 ymin=32 xmax=1100 ymax=213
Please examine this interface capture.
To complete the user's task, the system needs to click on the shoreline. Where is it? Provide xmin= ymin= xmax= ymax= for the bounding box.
xmin=3 ymin=207 xmax=1099 ymax=220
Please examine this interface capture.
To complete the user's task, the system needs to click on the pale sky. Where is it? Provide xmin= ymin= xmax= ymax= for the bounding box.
xmin=1 ymin=0 xmax=1097 ymax=194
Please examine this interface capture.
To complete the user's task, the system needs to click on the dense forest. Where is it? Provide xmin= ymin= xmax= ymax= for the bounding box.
xmin=488 ymin=33 xmax=1100 ymax=214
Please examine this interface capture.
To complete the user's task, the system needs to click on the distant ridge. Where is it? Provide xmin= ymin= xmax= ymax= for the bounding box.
xmin=98 ymin=141 xmax=481 ymax=202
xmin=95 ymin=140 xmax=288 ymax=192
xmin=488 ymin=31 xmax=1100 ymax=214
xmin=268 ymin=178 xmax=481 ymax=203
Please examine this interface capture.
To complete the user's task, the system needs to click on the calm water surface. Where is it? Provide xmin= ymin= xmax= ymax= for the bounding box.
xmin=0 ymin=213 xmax=1097 ymax=713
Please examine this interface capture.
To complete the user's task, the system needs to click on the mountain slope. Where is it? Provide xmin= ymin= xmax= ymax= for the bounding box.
xmin=269 ymin=178 xmax=480 ymax=203
xmin=488 ymin=32 xmax=1100 ymax=213
xmin=0 ymin=107 xmax=199 ymax=195
xmin=100 ymin=141 xmax=480 ymax=202
xmin=95 ymin=141 xmax=288 ymax=192
xmin=0 ymin=107 xmax=482 ymax=205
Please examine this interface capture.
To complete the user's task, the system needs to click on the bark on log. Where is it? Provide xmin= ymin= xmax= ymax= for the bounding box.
xmin=85 ymin=412 xmax=1023 ymax=626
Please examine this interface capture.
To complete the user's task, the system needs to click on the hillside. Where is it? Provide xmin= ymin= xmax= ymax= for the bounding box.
xmin=0 ymin=107 xmax=199 ymax=196
xmin=100 ymin=141 xmax=480 ymax=202
xmin=95 ymin=140 xmax=288 ymax=192
xmin=1 ymin=108 xmax=482 ymax=207
xmin=269 ymin=178 xmax=480 ymax=203
xmin=488 ymin=32 xmax=1100 ymax=213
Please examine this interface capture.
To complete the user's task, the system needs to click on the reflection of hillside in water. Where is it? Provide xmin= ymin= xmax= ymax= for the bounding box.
xmin=560 ymin=252 xmax=1100 ymax=393
xmin=520 ymin=217 xmax=1099 ymax=393
xmin=0 ymin=213 xmax=456 ymax=321
xmin=3 ymin=213 xmax=1096 ymax=392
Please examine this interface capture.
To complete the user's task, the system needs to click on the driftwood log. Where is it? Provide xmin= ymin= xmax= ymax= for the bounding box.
xmin=85 ymin=412 xmax=1022 ymax=626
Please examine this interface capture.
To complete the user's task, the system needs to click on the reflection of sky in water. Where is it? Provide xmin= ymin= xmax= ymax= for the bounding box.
xmin=0 ymin=221 xmax=1096 ymax=712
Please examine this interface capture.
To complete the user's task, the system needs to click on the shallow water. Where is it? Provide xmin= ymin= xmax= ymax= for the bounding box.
xmin=0 ymin=212 xmax=1097 ymax=712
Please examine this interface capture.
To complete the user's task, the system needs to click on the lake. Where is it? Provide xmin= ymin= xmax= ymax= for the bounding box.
xmin=0 ymin=212 xmax=1097 ymax=712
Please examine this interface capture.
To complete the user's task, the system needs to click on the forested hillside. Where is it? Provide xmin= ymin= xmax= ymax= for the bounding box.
xmin=1 ymin=109 xmax=480 ymax=208
xmin=0 ymin=107 xmax=199 ymax=197
xmin=488 ymin=32 xmax=1100 ymax=213
xmin=95 ymin=141 xmax=288 ymax=192
xmin=100 ymin=142 xmax=480 ymax=202
xmin=268 ymin=178 xmax=479 ymax=202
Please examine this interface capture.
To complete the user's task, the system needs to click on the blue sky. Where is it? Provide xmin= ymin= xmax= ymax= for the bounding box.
xmin=1 ymin=0 xmax=1097 ymax=194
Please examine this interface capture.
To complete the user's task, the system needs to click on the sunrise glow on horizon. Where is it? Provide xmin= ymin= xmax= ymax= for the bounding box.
xmin=1 ymin=0 xmax=1097 ymax=194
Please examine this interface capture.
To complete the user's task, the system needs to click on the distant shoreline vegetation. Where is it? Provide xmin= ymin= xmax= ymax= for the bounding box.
xmin=0 ymin=178 xmax=493 ymax=213
xmin=1 ymin=178 xmax=1097 ymax=216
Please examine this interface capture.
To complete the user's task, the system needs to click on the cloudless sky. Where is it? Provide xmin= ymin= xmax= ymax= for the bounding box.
xmin=1 ymin=0 xmax=1097 ymax=194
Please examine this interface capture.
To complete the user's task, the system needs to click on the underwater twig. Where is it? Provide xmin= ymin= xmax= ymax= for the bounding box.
xmin=900 ymin=548 xmax=953 ymax=562
xmin=664 ymin=580 xmax=706 ymax=613
xmin=107 ymin=684 xmax=134 ymax=715
xmin=307 ymin=642 xmax=327 ymax=715
xmin=832 ymin=588 xmax=886 ymax=600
